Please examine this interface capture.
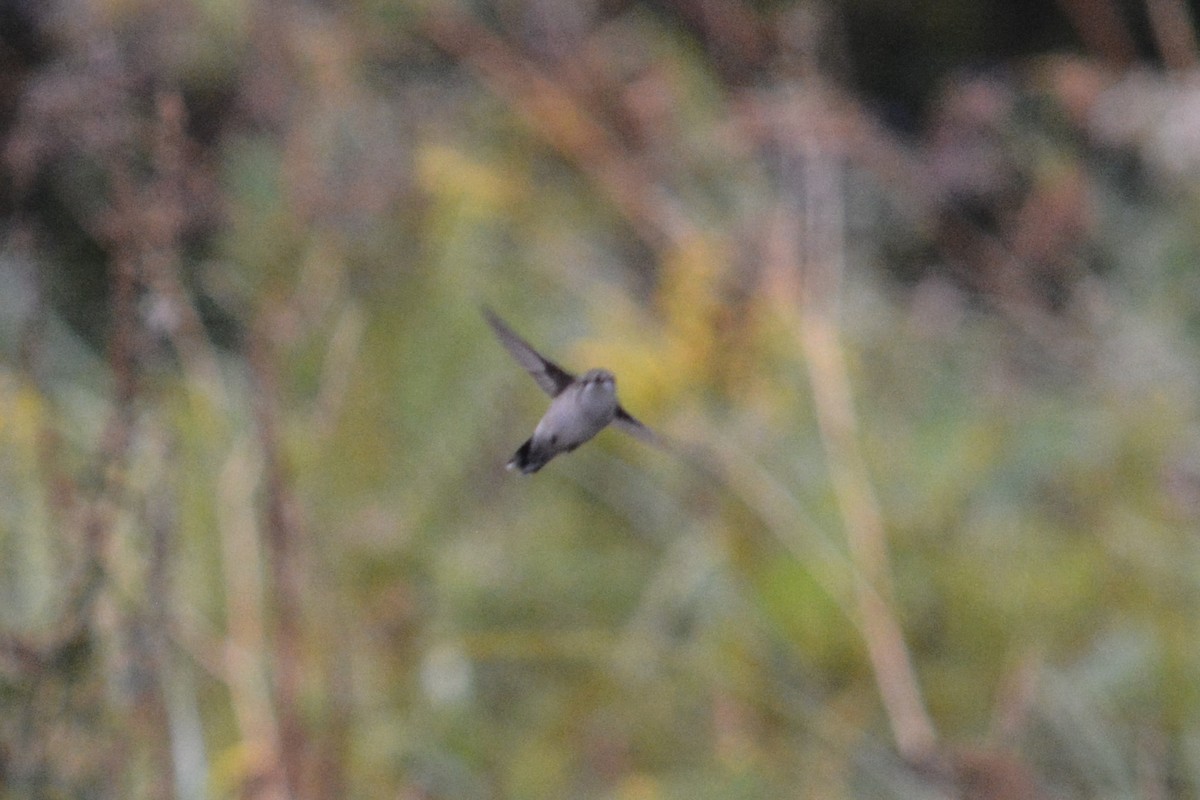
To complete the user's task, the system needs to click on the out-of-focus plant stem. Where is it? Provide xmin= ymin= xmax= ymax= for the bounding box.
xmin=766 ymin=86 xmax=943 ymax=772
xmin=421 ymin=8 xmax=696 ymax=256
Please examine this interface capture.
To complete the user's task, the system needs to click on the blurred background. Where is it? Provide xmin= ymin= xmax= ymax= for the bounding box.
xmin=3 ymin=0 xmax=1200 ymax=797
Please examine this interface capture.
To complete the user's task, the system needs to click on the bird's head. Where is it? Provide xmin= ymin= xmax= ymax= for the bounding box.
xmin=580 ymin=369 xmax=616 ymax=392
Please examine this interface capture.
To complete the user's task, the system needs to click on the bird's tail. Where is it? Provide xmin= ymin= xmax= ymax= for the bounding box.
xmin=506 ymin=438 xmax=545 ymax=474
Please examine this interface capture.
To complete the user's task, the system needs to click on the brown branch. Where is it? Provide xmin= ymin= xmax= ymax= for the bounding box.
xmin=216 ymin=438 xmax=291 ymax=799
xmin=762 ymin=88 xmax=944 ymax=772
xmin=140 ymin=91 xmax=230 ymax=407
xmin=797 ymin=303 xmax=941 ymax=766
xmin=249 ymin=316 xmax=309 ymax=800
xmin=740 ymin=82 xmax=1096 ymax=362
xmin=1 ymin=156 xmax=150 ymax=678
xmin=1145 ymin=0 xmax=1200 ymax=70
xmin=420 ymin=9 xmax=696 ymax=255
xmin=1054 ymin=0 xmax=1137 ymax=66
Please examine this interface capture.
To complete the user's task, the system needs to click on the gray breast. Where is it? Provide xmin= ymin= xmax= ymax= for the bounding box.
xmin=535 ymin=383 xmax=616 ymax=445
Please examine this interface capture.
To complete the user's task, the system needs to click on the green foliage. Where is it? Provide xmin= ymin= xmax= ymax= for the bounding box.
xmin=3 ymin=1 xmax=1200 ymax=798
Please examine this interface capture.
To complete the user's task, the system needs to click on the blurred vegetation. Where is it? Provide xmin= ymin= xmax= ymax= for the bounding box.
xmin=3 ymin=0 xmax=1200 ymax=798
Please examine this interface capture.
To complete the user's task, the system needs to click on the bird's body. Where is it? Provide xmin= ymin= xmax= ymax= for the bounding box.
xmin=511 ymin=369 xmax=619 ymax=472
xmin=484 ymin=309 xmax=659 ymax=474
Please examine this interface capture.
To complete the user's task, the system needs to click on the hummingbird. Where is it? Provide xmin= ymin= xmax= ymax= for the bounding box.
xmin=484 ymin=308 xmax=660 ymax=474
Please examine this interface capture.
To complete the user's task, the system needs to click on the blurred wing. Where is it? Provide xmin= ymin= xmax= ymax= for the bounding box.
xmin=613 ymin=406 xmax=665 ymax=448
xmin=483 ymin=307 xmax=575 ymax=397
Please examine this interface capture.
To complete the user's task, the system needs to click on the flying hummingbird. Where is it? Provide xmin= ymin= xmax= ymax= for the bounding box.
xmin=484 ymin=308 xmax=660 ymax=474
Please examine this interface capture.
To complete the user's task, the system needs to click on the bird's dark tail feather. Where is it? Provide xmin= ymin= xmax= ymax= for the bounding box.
xmin=506 ymin=439 xmax=544 ymax=474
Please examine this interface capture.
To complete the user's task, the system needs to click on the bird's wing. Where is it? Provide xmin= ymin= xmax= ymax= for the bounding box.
xmin=612 ymin=406 xmax=665 ymax=448
xmin=484 ymin=307 xmax=576 ymax=397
